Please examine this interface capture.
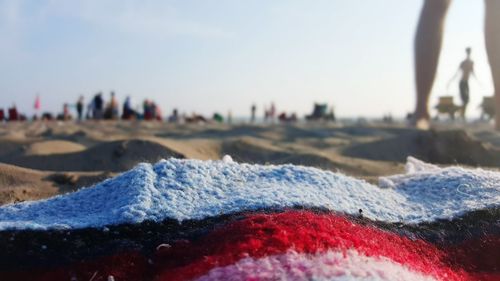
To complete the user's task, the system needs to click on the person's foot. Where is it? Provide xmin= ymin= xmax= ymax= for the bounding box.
xmin=414 ymin=118 xmax=430 ymax=130
xmin=411 ymin=110 xmax=431 ymax=130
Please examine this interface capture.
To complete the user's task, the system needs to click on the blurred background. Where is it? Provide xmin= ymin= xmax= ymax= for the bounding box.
xmin=0 ymin=0 xmax=492 ymax=119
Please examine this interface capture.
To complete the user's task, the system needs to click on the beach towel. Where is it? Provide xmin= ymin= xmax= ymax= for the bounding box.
xmin=0 ymin=157 xmax=498 ymax=280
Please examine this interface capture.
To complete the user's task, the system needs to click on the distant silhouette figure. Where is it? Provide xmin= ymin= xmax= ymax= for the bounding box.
xmin=251 ymin=104 xmax=257 ymax=123
xmin=186 ymin=113 xmax=207 ymax=123
xmin=61 ymin=103 xmax=71 ymax=120
xmin=109 ymin=91 xmax=119 ymax=119
xmin=270 ymin=102 xmax=276 ymax=121
xmin=76 ymin=96 xmax=84 ymax=121
xmin=93 ymin=93 xmax=104 ymax=120
xmin=414 ymin=0 xmax=500 ymax=130
xmin=8 ymin=105 xmax=19 ymax=121
xmin=152 ymin=102 xmax=162 ymax=121
xmin=143 ymin=99 xmax=153 ymax=120
xmin=447 ymin=47 xmax=476 ymax=120
xmin=104 ymin=91 xmax=119 ymax=119
xmin=122 ymin=96 xmax=136 ymax=120
xmin=168 ymin=109 xmax=179 ymax=123
xmin=278 ymin=112 xmax=297 ymax=123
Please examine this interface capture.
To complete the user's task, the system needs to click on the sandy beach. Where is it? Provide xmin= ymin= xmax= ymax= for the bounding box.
xmin=0 ymin=120 xmax=499 ymax=206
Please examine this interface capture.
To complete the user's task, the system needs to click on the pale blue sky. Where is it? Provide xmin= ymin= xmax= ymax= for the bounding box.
xmin=0 ymin=0 xmax=493 ymax=118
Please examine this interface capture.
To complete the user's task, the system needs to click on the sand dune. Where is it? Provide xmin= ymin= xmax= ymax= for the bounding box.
xmin=0 ymin=163 xmax=115 ymax=205
xmin=145 ymin=137 xmax=221 ymax=160
xmin=0 ymin=140 xmax=27 ymax=158
xmin=0 ymin=163 xmax=57 ymax=205
xmin=24 ymin=140 xmax=86 ymax=156
xmin=1 ymin=139 xmax=184 ymax=172
xmin=221 ymin=137 xmax=340 ymax=170
xmin=343 ymin=129 xmax=500 ymax=166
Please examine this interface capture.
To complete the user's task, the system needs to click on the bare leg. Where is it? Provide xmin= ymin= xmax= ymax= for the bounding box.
xmin=485 ymin=0 xmax=500 ymax=130
xmin=414 ymin=0 xmax=451 ymax=128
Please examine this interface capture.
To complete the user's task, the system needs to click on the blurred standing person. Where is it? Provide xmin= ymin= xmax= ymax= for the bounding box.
xmin=8 ymin=104 xmax=19 ymax=121
xmin=251 ymin=103 xmax=257 ymax=123
xmin=447 ymin=47 xmax=476 ymax=120
xmin=104 ymin=91 xmax=118 ymax=119
xmin=109 ymin=91 xmax=119 ymax=119
xmin=122 ymin=96 xmax=134 ymax=120
xmin=168 ymin=109 xmax=179 ymax=123
xmin=414 ymin=0 xmax=500 ymax=130
xmin=93 ymin=93 xmax=104 ymax=120
xmin=62 ymin=103 xmax=71 ymax=120
xmin=156 ymin=103 xmax=163 ymax=121
xmin=143 ymin=99 xmax=152 ymax=120
xmin=485 ymin=0 xmax=500 ymax=130
xmin=270 ymin=102 xmax=276 ymax=123
xmin=76 ymin=96 xmax=84 ymax=121
xmin=86 ymin=98 xmax=94 ymax=119
xmin=152 ymin=102 xmax=157 ymax=120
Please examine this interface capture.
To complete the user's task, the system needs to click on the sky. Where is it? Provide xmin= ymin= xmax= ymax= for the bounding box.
xmin=0 ymin=0 xmax=493 ymax=118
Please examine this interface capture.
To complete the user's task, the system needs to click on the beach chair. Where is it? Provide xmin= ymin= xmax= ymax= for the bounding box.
xmin=434 ymin=96 xmax=461 ymax=120
xmin=306 ymin=103 xmax=335 ymax=121
xmin=479 ymin=96 xmax=495 ymax=120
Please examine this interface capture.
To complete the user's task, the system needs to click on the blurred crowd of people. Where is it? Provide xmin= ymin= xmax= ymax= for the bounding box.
xmin=0 ymin=105 xmax=27 ymax=122
xmin=80 ymin=92 xmax=163 ymax=121
xmin=0 ymin=92 xmax=168 ymax=123
xmin=1 ymin=93 xmax=337 ymax=125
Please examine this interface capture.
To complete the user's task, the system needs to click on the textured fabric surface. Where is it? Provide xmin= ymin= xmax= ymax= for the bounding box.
xmin=154 ymin=211 xmax=469 ymax=281
xmin=195 ymin=250 xmax=437 ymax=281
xmin=0 ymin=157 xmax=499 ymax=230
xmin=5 ymin=210 xmax=497 ymax=281
xmin=0 ymin=158 xmax=498 ymax=281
